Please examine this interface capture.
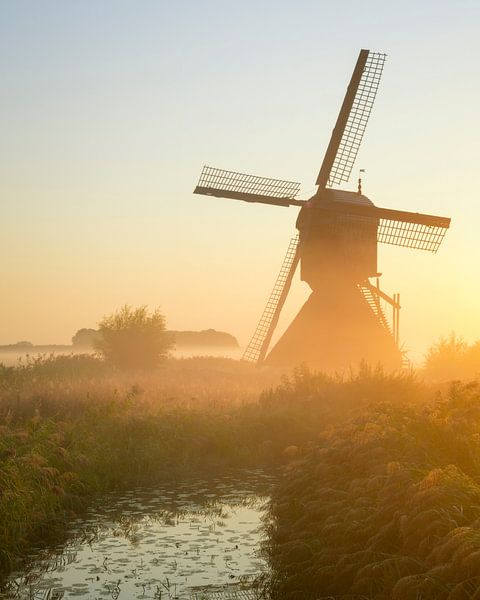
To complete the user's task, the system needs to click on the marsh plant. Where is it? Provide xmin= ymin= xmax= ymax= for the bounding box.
xmin=265 ymin=380 xmax=480 ymax=599
xmin=2 ymin=350 xmax=480 ymax=599
xmin=0 ymin=356 xmax=420 ymax=578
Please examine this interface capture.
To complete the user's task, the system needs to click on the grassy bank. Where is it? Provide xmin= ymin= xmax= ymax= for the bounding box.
xmin=0 ymin=355 xmax=423 ymax=579
xmin=0 ymin=354 xmax=283 ymax=574
xmin=266 ymin=379 xmax=480 ymax=599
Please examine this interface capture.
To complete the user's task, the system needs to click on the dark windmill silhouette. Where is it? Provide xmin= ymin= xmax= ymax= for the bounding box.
xmin=193 ymin=50 xmax=451 ymax=370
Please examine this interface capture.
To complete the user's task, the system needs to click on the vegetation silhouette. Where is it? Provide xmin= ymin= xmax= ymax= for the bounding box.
xmin=2 ymin=340 xmax=480 ymax=594
xmin=95 ymin=305 xmax=173 ymax=370
xmin=71 ymin=328 xmax=101 ymax=348
xmin=265 ymin=377 xmax=480 ymax=599
xmin=0 ymin=357 xmax=423 ymax=579
xmin=423 ymin=333 xmax=480 ymax=381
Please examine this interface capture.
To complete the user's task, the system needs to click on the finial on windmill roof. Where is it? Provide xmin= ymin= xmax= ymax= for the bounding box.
xmin=357 ymin=169 xmax=365 ymax=194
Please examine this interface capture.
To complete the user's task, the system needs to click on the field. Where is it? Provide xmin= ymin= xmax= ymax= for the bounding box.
xmin=1 ymin=352 xmax=480 ymax=598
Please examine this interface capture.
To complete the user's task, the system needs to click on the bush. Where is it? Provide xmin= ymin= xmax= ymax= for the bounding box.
xmin=423 ymin=333 xmax=480 ymax=381
xmin=95 ymin=305 xmax=173 ymax=369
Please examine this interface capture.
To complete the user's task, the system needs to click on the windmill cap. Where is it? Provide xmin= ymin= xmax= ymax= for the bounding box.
xmin=321 ymin=188 xmax=375 ymax=207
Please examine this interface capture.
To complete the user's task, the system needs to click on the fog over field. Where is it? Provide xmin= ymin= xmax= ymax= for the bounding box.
xmin=0 ymin=345 xmax=243 ymax=367
xmin=1 ymin=1 xmax=479 ymax=598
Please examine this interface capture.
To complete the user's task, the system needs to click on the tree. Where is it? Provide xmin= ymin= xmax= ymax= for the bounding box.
xmin=13 ymin=341 xmax=34 ymax=348
xmin=72 ymin=328 xmax=101 ymax=348
xmin=95 ymin=305 xmax=173 ymax=369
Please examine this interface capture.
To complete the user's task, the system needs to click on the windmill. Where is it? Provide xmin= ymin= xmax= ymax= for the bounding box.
xmin=193 ymin=50 xmax=451 ymax=370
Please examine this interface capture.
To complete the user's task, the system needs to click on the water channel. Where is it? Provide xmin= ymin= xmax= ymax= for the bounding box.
xmin=1 ymin=470 xmax=276 ymax=600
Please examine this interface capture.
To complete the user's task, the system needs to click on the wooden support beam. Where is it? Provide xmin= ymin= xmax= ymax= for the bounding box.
xmin=362 ymin=281 xmax=401 ymax=308
xmin=194 ymin=186 xmax=305 ymax=208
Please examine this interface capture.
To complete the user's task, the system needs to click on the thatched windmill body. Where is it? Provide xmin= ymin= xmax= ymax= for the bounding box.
xmin=194 ymin=50 xmax=451 ymax=370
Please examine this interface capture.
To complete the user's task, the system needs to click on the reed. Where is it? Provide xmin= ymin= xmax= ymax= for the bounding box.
xmin=0 ymin=356 xmax=424 ymax=571
xmin=265 ymin=377 xmax=480 ymax=599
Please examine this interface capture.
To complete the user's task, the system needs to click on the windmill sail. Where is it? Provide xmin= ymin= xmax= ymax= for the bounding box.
xmin=321 ymin=201 xmax=451 ymax=252
xmin=376 ymin=212 xmax=450 ymax=252
xmin=243 ymin=236 xmax=300 ymax=365
xmin=194 ymin=166 xmax=304 ymax=207
xmin=193 ymin=49 xmax=451 ymax=373
xmin=316 ymin=50 xmax=386 ymax=189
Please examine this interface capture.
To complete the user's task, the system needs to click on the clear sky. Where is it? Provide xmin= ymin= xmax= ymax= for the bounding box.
xmin=1 ymin=0 xmax=479 ymax=360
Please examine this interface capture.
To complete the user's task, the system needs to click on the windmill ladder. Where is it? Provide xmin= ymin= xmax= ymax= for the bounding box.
xmin=243 ymin=236 xmax=300 ymax=365
xmin=360 ymin=283 xmax=411 ymax=368
xmin=358 ymin=283 xmax=392 ymax=335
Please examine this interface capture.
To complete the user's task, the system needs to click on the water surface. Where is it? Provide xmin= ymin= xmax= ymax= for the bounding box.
xmin=2 ymin=470 xmax=275 ymax=600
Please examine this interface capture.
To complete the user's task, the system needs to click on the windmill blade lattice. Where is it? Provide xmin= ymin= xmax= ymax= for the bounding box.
xmin=327 ymin=52 xmax=386 ymax=187
xmin=335 ymin=213 xmax=449 ymax=253
xmin=194 ymin=166 xmax=302 ymax=206
xmin=323 ymin=201 xmax=451 ymax=253
xmin=243 ymin=236 xmax=299 ymax=365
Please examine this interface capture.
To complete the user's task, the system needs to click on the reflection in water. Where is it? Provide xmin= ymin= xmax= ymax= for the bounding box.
xmin=2 ymin=470 xmax=275 ymax=599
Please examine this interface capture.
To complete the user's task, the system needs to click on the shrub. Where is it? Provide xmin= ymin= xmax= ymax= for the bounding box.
xmin=95 ymin=305 xmax=173 ymax=369
xmin=423 ymin=333 xmax=480 ymax=381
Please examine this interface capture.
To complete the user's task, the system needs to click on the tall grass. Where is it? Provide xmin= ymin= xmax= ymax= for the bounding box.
xmin=0 ymin=354 xmax=284 ymax=574
xmin=265 ymin=377 xmax=480 ymax=599
xmin=0 ymin=356 xmax=425 ymax=579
